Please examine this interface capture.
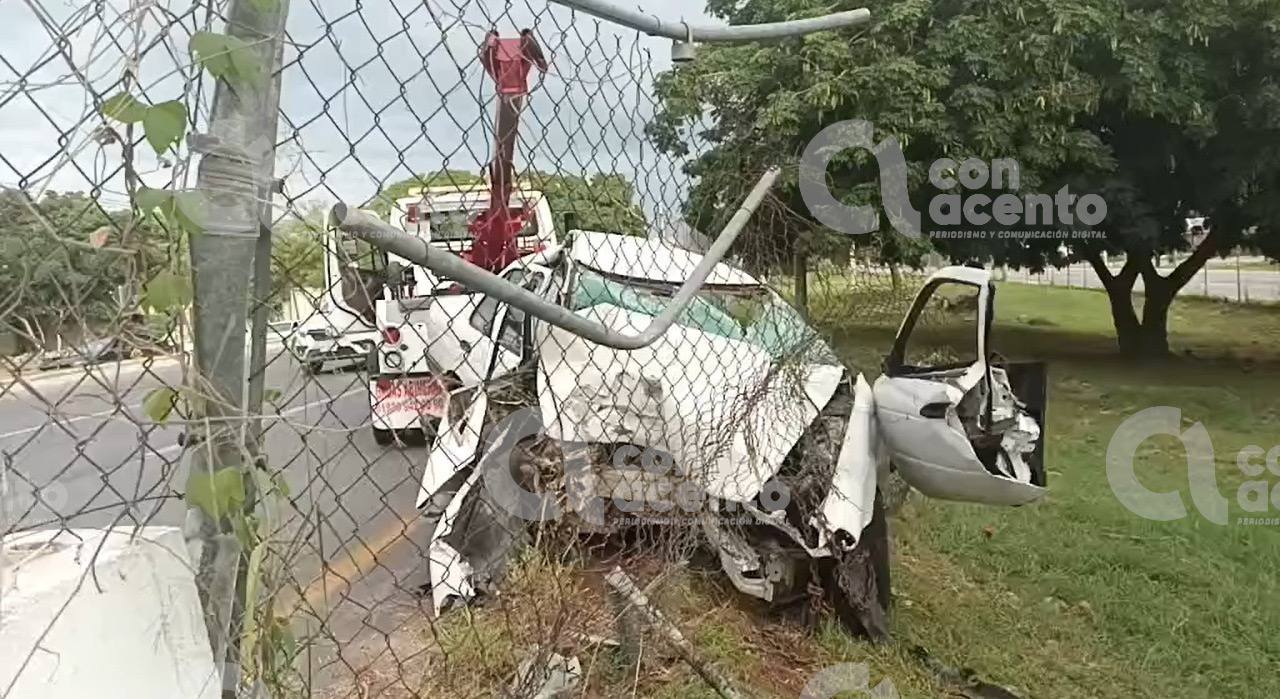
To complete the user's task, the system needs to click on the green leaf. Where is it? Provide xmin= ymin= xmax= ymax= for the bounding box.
xmin=190 ymin=31 xmax=262 ymax=86
xmin=135 ymin=187 xmax=172 ymax=215
xmin=272 ymin=618 xmax=297 ymax=663
xmin=143 ymin=100 xmax=187 ymax=154
xmin=270 ymin=472 xmax=291 ymax=498
xmin=190 ymin=31 xmax=234 ymax=78
xmin=239 ymin=540 xmax=266 ymax=675
xmin=185 ymin=468 xmax=247 ymax=521
xmin=143 ymin=269 xmax=192 ymax=312
xmin=227 ymin=40 xmax=263 ymax=86
xmin=230 ymin=513 xmax=255 ymax=550
xmin=143 ymin=387 xmax=179 ymax=423
xmin=101 ymin=93 xmax=147 ymax=123
xmin=172 ymin=190 xmax=207 ymax=236
xmin=137 ymin=188 xmax=203 ymax=236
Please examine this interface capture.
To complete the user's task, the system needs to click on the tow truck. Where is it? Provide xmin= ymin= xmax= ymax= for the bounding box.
xmin=366 ymin=29 xmax=556 ymax=445
xmin=288 ymin=221 xmax=385 ymax=374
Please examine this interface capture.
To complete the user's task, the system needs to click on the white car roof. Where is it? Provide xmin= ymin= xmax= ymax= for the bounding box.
xmin=568 ymin=231 xmax=760 ymax=286
xmin=926 ymin=265 xmax=992 ymax=287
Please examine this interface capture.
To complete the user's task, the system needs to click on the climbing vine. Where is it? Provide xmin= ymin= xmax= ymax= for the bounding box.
xmin=108 ymin=2 xmax=299 ymax=691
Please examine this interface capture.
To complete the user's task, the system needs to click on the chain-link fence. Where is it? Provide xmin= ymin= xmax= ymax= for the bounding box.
xmin=0 ymin=2 xmax=942 ymax=697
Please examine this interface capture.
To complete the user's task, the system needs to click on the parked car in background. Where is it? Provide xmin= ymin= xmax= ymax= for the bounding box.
xmin=37 ymin=326 xmax=175 ymax=371
xmin=286 ymin=309 xmax=380 ymax=374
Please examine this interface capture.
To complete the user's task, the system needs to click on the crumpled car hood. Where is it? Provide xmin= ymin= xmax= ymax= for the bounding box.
xmin=536 ymin=303 xmax=844 ymax=502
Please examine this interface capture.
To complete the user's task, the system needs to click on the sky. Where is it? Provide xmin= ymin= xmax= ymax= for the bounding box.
xmin=0 ymin=0 xmax=717 ymax=227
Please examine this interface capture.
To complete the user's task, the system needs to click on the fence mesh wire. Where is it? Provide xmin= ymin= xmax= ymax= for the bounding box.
xmin=0 ymin=2 xmax=929 ymax=697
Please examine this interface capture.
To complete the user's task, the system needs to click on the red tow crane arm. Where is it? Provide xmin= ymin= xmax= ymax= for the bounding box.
xmin=469 ymin=29 xmax=548 ymax=272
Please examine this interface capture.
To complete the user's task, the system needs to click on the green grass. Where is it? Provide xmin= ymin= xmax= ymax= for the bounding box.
xmin=812 ymin=275 xmax=1280 ymax=366
xmin=994 ymin=282 xmax=1280 ymax=360
xmin=814 ymin=280 xmax=1280 ymax=698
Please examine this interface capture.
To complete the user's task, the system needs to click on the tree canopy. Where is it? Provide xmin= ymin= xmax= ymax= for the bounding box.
xmin=269 ymin=202 xmax=328 ymax=306
xmin=0 ymin=188 xmax=167 ymax=346
xmin=651 ymin=0 xmax=1280 ymax=356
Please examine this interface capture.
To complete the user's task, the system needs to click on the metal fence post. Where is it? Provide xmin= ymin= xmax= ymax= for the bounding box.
xmin=181 ymin=0 xmax=289 ymax=692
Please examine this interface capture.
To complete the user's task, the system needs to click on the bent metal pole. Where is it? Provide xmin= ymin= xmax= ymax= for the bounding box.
xmin=329 ymin=167 xmax=781 ymax=351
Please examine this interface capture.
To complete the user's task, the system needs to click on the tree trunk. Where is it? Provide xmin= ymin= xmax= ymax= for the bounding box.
xmin=1135 ymin=229 xmax=1219 ymax=357
xmin=1107 ymin=286 xmax=1144 ymax=357
xmin=1086 ymin=230 xmax=1219 ymax=359
xmin=793 ymin=245 xmax=809 ymax=317
xmin=1139 ymin=290 xmax=1173 ymax=357
xmin=1134 ymin=268 xmax=1179 ymax=358
xmin=1086 ymin=251 xmax=1145 ymax=357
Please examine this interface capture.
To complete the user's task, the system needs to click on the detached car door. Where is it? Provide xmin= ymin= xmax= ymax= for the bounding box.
xmin=465 ymin=261 xmax=554 ymax=383
xmin=873 ymin=267 xmax=1048 ymax=506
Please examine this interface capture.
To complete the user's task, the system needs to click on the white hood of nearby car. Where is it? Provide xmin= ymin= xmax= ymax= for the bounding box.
xmin=569 ymin=231 xmax=760 ymax=286
xmin=536 ymin=303 xmax=843 ymax=502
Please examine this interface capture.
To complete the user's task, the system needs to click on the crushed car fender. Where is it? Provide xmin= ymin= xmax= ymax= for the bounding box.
xmin=416 ymin=388 xmax=489 ymax=509
xmin=815 ymin=373 xmax=880 ymax=550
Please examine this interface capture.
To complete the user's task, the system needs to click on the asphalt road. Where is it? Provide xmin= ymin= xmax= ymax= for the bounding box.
xmin=0 ymin=346 xmax=435 ymax=689
xmin=1005 ymin=263 xmax=1280 ymax=301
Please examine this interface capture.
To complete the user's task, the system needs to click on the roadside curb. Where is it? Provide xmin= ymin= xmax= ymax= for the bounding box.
xmin=2 ymin=354 xmax=184 ymax=385
xmin=2 ymin=340 xmax=287 ymax=386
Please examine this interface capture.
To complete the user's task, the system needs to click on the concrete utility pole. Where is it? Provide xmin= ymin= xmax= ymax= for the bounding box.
xmin=181 ymin=0 xmax=289 ymax=694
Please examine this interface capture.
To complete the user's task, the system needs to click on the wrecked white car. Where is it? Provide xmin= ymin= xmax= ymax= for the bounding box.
xmin=408 ymin=232 xmax=1048 ymax=638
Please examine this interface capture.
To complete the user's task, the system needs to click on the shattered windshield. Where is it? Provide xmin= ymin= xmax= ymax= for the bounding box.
xmin=426 ymin=205 xmax=538 ymax=242
xmin=425 ymin=209 xmax=475 ymax=241
xmin=570 ymin=270 xmax=838 ymax=363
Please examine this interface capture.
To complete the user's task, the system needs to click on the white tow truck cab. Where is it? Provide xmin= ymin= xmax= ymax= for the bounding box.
xmin=366 ymin=184 xmax=558 ymax=444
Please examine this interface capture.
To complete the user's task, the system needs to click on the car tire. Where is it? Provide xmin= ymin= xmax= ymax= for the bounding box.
xmin=373 ymin=428 xmax=394 ymax=446
xmin=306 ymin=360 xmax=324 ymax=375
xmin=824 ymin=487 xmax=891 ymax=642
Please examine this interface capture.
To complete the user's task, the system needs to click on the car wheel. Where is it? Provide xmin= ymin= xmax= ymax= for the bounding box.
xmin=373 ymin=428 xmax=394 ymax=446
xmin=306 ymin=360 xmax=324 ymax=374
xmin=824 ymin=486 xmax=891 ymax=641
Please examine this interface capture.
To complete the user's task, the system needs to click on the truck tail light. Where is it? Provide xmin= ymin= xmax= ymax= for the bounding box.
xmin=406 ymin=203 xmax=420 ymax=224
xmin=382 ymin=326 xmax=402 ymax=345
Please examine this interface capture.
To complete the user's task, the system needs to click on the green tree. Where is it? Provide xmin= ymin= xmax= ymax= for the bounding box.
xmin=364 ymin=169 xmax=482 ymax=218
xmin=0 ymin=188 xmax=167 ymax=347
xmin=269 ymin=203 xmax=328 ymax=308
xmin=651 ymin=0 xmax=1280 ymax=357
xmin=525 ymin=170 xmax=647 ymax=236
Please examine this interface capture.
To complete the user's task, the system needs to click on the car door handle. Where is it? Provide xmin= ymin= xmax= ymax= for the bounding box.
xmin=920 ymin=402 xmax=951 ymax=419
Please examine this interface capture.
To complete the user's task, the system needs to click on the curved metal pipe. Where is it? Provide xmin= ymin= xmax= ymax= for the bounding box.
xmin=548 ymin=0 xmax=870 ymax=42
xmin=329 ymin=167 xmax=780 ymax=350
